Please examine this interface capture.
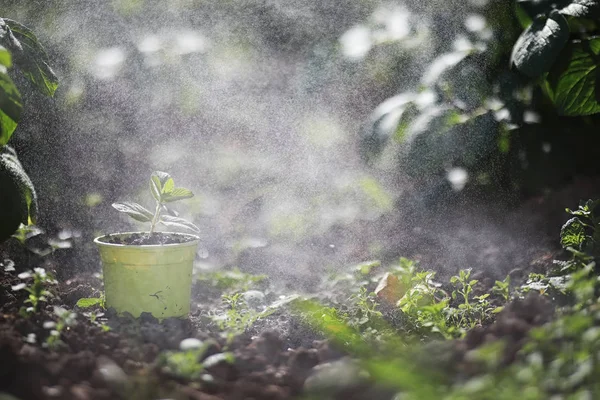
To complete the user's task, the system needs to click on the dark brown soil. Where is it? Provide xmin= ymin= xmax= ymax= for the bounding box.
xmin=99 ymin=232 xmax=197 ymax=246
xmin=0 ymin=266 xmax=334 ymax=400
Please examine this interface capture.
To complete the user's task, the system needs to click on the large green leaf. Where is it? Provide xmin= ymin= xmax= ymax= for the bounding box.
xmin=159 ymin=215 xmax=200 ymax=233
xmin=511 ymin=11 xmax=570 ymax=78
xmin=162 ymin=187 xmax=194 ymax=203
xmin=2 ymin=19 xmax=58 ymax=97
xmin=559 ymin=0 xmax=600 ymax=17
xmin=0 ymin=146 xmax=37 ymax=229
xmin=548 ymin=38 xmax=600 ymax=115
xmin=112 ymin=201 xmax=153 ymax=223
xmin=0 ymin=70 xmax=22 ymax=145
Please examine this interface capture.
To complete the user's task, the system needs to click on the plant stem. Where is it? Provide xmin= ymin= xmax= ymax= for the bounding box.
xmin=149 ymin=200 xmax=161 ymax=234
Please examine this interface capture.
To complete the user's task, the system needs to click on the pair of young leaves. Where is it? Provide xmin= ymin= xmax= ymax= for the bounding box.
xmin=112 ymin=171 xmax=200 ymax=233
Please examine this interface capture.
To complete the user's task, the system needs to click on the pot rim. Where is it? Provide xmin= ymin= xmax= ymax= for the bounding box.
xmin=94 ymin=231 xmax=200 ymax=248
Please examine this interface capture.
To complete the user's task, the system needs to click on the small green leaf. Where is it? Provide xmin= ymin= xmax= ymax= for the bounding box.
xmin=159 ymin=215 xmax=200 ymax=233
xmin=548 ymin=38 xmax=600 ymax=115
xmin=2 ymin=19 xmax=58 ymax=97
xmin=560 ymin=0 xmax=600 ymax=17
xmin=0 ymin=70 xmax=22 ymax=145
xmin=112 ymin=201 xmax=153 ymax=222
xmin=162 ymin=177 xmax=175 ymax=194
xmin=150 ymin=171 xmax=171 ymax=201
xmin=511 ymin=11 xmax=570 ymax=78
xmin=162 ymin=187 xmax=194 ymax=203
xmin=560 ymin=217 xmax=586 ymax=249
xmin=76 ymin=297 xmax=102 ymax=308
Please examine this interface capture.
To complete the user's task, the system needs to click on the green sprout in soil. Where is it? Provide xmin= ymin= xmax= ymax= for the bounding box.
xmin=76 ymin=292 xmax=106 ymax=309
xmin=43 ymin=306 xmax=77 ymax=350
xmin=213 ymin=292 xmax=273 ymax=341
xmin=556 ymin=199 xmax=600 ymax=273
xmin=159 ymin=348 xmax=205 ymax=380
xmin=112 ymin=171 xmax=199 ymax=234
xmin=158 ymin=344 xmax=234 ymax=381
xmin=11 ymin=267 xmax=57 ymax=315
xmin=492 ymin=275 xmax=511 ymax=304
xmin=83 ymin=310 xmax=111 ymax=332
xmin=448 ymin=268 xmax=499 ymax=331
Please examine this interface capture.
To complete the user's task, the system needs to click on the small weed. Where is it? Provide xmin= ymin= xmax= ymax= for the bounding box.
xmin=448 ymin=268 xmax=496 ymax=331
xmin=348 ymin=287 xmax=382 ymax=326
xmin=158 ymin=348 xmax=205 ymax=380
xmin=213 ymin=292 xmax=273 ymax=342
xmin=83 ymin=310 xmax=111 ymax=332
xmin=158 ymin=345 xmax=234 ymax=381
xmin=492 ymin=275 xmax=511 ymax=303
xmin=556 ymin=199 xmax=600 ymax=274
xmin=43 ymin=306 xmax=77 ymax=350
xmin=11 ymin=268 xmax=57 ymax=315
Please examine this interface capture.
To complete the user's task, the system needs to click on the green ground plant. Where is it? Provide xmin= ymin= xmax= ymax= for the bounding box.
xmin=212 ymin=292 xmax=274 ymax=343
xmin=448 ymin=269 xmax=500 ymax=331
xmin=82 ymin=310 xmax=111 ymax=332
xmin=492 ymin=275 xmax=511 ymax=303
xmin=158 ymin=346 xmax=234 ymax=381
xmin=43 ymin=306 xmax=77 ymax=350
xmin=11 ymin=267 xmax=56 ymax=315
xmin=112 ymin=171 xmax=199 ymax=234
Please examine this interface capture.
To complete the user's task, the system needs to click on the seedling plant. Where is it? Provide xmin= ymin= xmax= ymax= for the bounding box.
xmin=213 ymin=292 xmax=274 ymax=344
xmin=112 ymin=171 xmax=199 ymax=235
xmin=43 ymin=306 xmax=77 ymax=350
xmin=11 ymin=267 xmax=56 ymax=315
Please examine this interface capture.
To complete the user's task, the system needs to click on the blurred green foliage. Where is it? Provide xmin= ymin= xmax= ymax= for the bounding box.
xmin=361 ymin=0 xmax=600 ymax=199
xmin=295 ymin=199 xmax=600 ymax=399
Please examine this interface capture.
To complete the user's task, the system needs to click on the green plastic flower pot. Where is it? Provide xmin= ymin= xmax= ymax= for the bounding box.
xmin=94 ymin=232 xmax=199 ymax=319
